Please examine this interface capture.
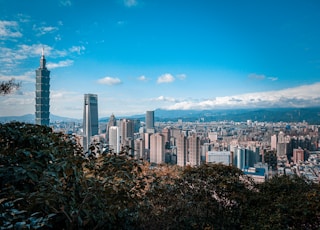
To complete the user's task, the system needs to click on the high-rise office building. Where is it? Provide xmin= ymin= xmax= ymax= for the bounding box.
xmin=293 ymin=147 xmax=304 ymax=164
xmin=277 ymin=131 xmax=289 ymax=158
xmin=146 ymin=110 xmax=155 ymax=133
xmin=120 ymin=119 xmax=134 ymax=142
xmin=109 ymin=126 xmax=120 ymax=154
xmin=271 ymin=134 xmax=277 ymax=150
xmin=187 ymin=133 xmax=201 ymax=166
xmin=107 ymin=113 xmax=117 ymax=140
xmin=177 ymin=132 xmax=201 ymax=167
xmin=133 ymin=119 xmax=141 ymax=133
xmin=134 ymin=138 xmax=145 ymax=159
xmin=83 ymin=94 xmax=99 ymax=151
xmin=161 ymin=127 xmax=170 ymax=145
xmin=150 ymin=133 xmax=165 ymax=164
xmin=177 ymin=133 xmax=187 ymax=166
xmin=235 ymin=147 xmax=247 ymax=170
xmin=116 ymin=119 xmax=134 ymax=155
xmin=35 ymin=49 xmax=50 ymax=126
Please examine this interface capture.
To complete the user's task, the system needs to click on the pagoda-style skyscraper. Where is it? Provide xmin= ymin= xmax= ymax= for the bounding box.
xmin=35 ymin=49 xmax=50 ymax=126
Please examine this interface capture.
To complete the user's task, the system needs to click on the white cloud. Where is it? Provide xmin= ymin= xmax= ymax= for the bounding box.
xmin=47 ymin=60 xmax=74 ymax=69
xmin=137 ymin=75 xmax=147 ymax=81
xmin=166 ymin=82 xmax=320 ymax=110
xmin=176 ymin=74 xmax=186 ymax=80
xmin=248 ymin=73 xmax=265 ymax=80
xmin=6 ymin=44 xmax=83 ymax=59
xmin=69 ymin=46 xmax=85 ymax=55
xmin=117 ymin=21 xmax=126 ymax=26
xmin=123 ymin=0 xmax=138 ymax=7
xmin=16 ymin=44 xmax=64 ymax=58
xmin=0 ymin=71 xmax=35 ymax=83
xmin=33 ymin=25 xmax=59 ymax=36
xmin=0 ymin=90 xmax=34 ymax=116
xmin=17 ymin=14 xmax=31 ymax=23
xmin=1 ymin=94 xmax=34 ymax=106
xmin=0 ymin=21 xmax=22 ymax=39
xmin=268 ymin=77 xmax=278 ymax=81
xmin=0 ymin=44 xmax=85 ymax=74
xmin=0 ymin=89 xmax=84 ymax=118
xmin=55 ymin=34 xmax=62 ymax=41
xmin=249 ymin=73 xmax=278 ymax=81
xmin=50 ymin=90 xmax=83 ymax=118
xmin=157 ymin=73 xmax=175 ymax=84
xmin=51 ymin=90 xmax=80 ymax=100
xmin=60 ymin=0 xmax=72 ymax=7
xmin=97 ymin=76 xmax=122 ymax=85
xmin=153 ymin=96 xmax=178 ymax=102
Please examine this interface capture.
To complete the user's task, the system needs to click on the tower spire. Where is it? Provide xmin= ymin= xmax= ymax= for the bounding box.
xmin=40 ymin=47 xmax=46 ymax=69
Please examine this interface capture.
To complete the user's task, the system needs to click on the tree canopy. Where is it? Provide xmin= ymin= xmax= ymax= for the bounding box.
xmin=0 ymin=122 xmax=320 ymax=229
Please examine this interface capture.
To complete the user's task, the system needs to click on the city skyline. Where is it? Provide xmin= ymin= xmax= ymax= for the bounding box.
xmin=1 ymin=0 xmax=320 ymax=119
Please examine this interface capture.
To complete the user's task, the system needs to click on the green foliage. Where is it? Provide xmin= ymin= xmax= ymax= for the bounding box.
xmin=0 ymin=122 xmax=86 ymax=229
xmin=138 ymin=164 xmax=255 ymax=229
xmin=1 ymin=122 xmax=320 ymax=229
xmin=0 ymin=122 xmax=152 ymax=229
xmin=0 ymin=79 xmax=20 ymax=95
xmin=242 ymin=175 xmax=320 ymax=229
xmin=264 ymin=150 xmax=277 ymax=170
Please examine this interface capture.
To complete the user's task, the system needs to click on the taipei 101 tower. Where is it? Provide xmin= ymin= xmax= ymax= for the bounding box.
xmin=35 ymin=49 xmax=50 ymax=126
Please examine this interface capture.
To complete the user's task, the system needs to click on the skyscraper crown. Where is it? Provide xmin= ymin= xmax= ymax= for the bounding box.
xmin=40 ymin=48 xmax=46 ymax=69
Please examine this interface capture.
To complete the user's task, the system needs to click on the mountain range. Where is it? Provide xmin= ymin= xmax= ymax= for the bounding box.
xmin=1 ymin=108 xmax=320 ymax=124
xmin=0 ymin=114 xmax=81 ymax=124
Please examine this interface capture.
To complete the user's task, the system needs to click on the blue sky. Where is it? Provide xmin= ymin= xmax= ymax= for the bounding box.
xmin=1 ymin=0 xmax=320 ymax=119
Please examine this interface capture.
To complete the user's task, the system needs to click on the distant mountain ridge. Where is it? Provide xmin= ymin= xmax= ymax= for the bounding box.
xmin=152 ymin=108 xmax=320 ymax=124
xmin=0 ymin=114 xmax=81 ymax=123
xmin=103 ymin=107 xmax=320 ymax=124
xmin=1 ymin=108 xmax=320 ymax=124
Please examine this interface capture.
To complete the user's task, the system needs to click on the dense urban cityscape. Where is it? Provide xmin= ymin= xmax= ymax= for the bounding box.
xmin=53 ymin=108 xmax=320 ymax=184
xmin=12 ymin=52 xmax=316 ymax=185
xmin=2 ymin=1 xmax=320 ymax=228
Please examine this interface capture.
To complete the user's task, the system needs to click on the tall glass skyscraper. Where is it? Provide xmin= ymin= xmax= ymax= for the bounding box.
xmin=146 ymin=110 xmax=154 ymax=133
xmin=83 ymin=94 xmax=99 ymax=151
xmin=35 ymin=50 xmax=50 ymax=126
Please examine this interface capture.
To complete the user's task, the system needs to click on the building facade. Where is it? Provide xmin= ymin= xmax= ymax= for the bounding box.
xmin=187 ymin=133 xmax=201 ymax=166
xmin=146 ymin=110 xmax=155 ymax=133
xmin=206 ymin=151 xmax=231 ymax=165
xmin=83 ymin=94 xmax=99 ymax=152
xmin=109 ymin=126 xmax=120 ymax=154
xmin=134 ymin=138 xmax=145 ymax=159
xmin=35 ymin=50 xmax=50 ymax=126
xmin=271 ymin=134 xmax=277 ymax=150
xmin=150 ymin=133 xmax=165 ymax=164
xmin=107 ymin=114 xmax=116 ymax=141
xmin=293 ymin=147 xmax=304 ymax=164
xmin=177 ymin=133 xmax=187 ymax=166
xmin=277 ymin=131 xmax=289 ymax=158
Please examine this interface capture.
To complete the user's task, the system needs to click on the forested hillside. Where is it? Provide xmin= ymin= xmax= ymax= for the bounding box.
xmin=1 ymin=122 xmax=320 ymax=229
